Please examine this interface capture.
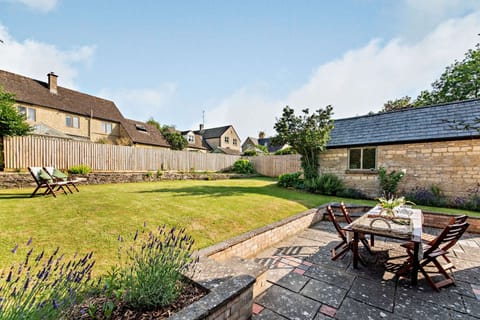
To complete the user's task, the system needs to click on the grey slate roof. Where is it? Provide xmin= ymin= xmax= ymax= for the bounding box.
xmin=194 ymin=125 xmax=231 ymax=139
xmin=327 ymin=99 xmax=480 ymax=148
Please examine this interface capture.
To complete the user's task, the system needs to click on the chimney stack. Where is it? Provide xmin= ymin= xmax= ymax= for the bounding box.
xmin=258 ymin=131 xmax=266 ymax=139
xmin=199 ymin=124 xmax=204 ymax=131
xmin=47 ymin=72 xmax=58 ymax=94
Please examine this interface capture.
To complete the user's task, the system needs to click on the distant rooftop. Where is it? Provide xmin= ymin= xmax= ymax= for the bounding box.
xmin=327 ymin=99 xmax=480 ymax=148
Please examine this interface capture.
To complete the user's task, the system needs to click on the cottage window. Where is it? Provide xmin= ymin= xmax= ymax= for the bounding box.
xmin=66 ymin=115 xmax=79 ymax=128
xmin=17 ymin=106 xmax=36 ymax=121
xmin=224 ymin=136 xmax=230 ymax=144
xmin=348 ymin=147 xmax=376 ymax=170
xmin=102 ymin=122 xmax=113 ymax=134
xmin=187 ymin=134 xmax=195 ymax=143
xmin=233 ymin=138 xmax=238 ymax=145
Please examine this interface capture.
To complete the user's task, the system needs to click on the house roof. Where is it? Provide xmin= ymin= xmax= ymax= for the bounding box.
xmin=121 ymin=118 xmax=170 ymax=147
xmin=181 ymin=131 xmax=209 ymax=150
xmin=0 ymin=69 xmax=124 ymax=123
xmin=242 ymin=137 xmax=258 ymax=147
xmin=258 ymin=137 xmax=284 ymax=153
xmin=214 ymin=147 xmax=242 ymax=155
xmin=327 ymin=99 xmax=480 ymax=148
xmin=194 ymin=125 xmax=232 ymax=139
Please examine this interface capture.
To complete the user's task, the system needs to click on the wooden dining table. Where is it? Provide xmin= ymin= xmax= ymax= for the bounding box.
xmin=344 ymin=206 xmax=423 ymax=285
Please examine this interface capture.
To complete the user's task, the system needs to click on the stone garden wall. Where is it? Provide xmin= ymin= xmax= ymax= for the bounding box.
xmin=0 ymin=171 xmax=255 ymax=189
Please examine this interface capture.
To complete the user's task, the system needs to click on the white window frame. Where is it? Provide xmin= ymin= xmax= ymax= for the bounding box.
xmin=102 ymin=122 xmax=113 ymax=134
xmin=187 ymin=134 xmax=195 ymax=143
xmin=233 ymin=138 xmax=238 ymax=145
xmin=17 ymin=105 xmax=36 ymax=121
xmin=66 ymin=115 xmax=80 ymax=128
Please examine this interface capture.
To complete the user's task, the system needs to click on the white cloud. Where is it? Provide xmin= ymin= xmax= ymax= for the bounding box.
xmin=98 ymin=84 xmax=177 ymax=123
xmin=6 ymin=0 xmax=59 ymax=12
xmin=0 ymin=24 xmax=95 ymax=88
xmin=208 ymin=10 xmax=480 ymax=139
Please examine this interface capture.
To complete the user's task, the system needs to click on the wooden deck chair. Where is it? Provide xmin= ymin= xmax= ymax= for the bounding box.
xmin=44 ymin=167 xmax=79 ymax=193
xmin=327 ymin=205 xmax=366 ymax=265
xmin=421 ymin=215 xmax=468 ymax=269
xmin=398 ymin=221 xmax=469 ymax=291
xmin=28 ymin=167 xmax=69 ymax=197
xmin=340 ymin=202 xmax=374 ymax=251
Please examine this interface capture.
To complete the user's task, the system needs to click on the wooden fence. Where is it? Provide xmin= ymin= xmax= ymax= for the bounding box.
xmin=246 ymin=154 xmax=302 ymax=177
xmin=2 ymin=136 xmax=241 ymax=172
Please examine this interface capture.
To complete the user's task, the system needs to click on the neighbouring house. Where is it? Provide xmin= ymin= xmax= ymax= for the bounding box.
xmin=321 ymin=98 xmax=480 ymax=199
xmin=195 ymin=124 xmax=242 ymax=155
xmin=242 ymin=134 xmax=289 ymax=154
xmin=0 ymin=70 xmax=128 ymax=143
xmin=181 ymin=130 xmax=209 ymax=153
xmin=120 ymin=119 xmax=171 ymax=148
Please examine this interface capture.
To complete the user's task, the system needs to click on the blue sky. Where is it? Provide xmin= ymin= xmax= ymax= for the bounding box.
xmin=1 ymin=1 xmax=480 ymax=140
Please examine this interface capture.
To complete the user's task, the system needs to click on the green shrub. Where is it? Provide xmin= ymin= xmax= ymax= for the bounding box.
xmin=337 ymin=188 xmax=369 ymax=200
xmin=105 ymin=225 xmax=197 ymax=310
xmin=243 ymin=150 xmax=258 ymax=156
xmin=68 ymin=164 xmax=92 ymax=175
xmin=232 ymin=159 xmax=255 ymax=174
xmin=378 ymin=167 xmax=404 ymax=196
xmin=305 ymin=173 xmax=345 ymax=195
xmin=0 ymin=240 xmax=95 ymax=319
xmin=278 ymin=172 xmax=303 ymax=188
xmin=274 ymin=147 xmax=296 ymax=155
xmin=405 ymin=185 xmax=447 ymax=207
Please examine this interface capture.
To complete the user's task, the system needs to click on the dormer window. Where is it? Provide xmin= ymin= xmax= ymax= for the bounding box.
xmin=187 ymin=134 xmax=195 ymax=143
xmin=135 ymin=124 xmax=147 ymax=132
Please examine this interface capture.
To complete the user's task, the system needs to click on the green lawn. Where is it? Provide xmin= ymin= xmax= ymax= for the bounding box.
xmin=0 ymin=177 xmax=476 ymax=275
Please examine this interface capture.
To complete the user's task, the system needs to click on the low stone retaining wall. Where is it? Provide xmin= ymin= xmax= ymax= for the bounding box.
xmin=171 ymin=275 xmax=254 ymax=320
xmin=0 ymin=171 xmax=257 ymax=189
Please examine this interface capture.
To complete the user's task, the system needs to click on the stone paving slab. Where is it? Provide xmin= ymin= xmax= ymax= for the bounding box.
xmin=252 ymin=220 xmax=480 ymax=320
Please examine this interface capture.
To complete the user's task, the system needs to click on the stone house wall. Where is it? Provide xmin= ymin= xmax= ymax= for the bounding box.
xmin=320 ymin=138 xmax=480 ymax=199
xmin=16 ymin=102 xmax=123 ymax=142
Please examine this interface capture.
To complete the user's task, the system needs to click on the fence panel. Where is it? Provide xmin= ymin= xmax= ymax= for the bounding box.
xmin=246 ymin=154 xmax=301 ymax=177
xmin=3 ymin=136 xmax=241 ymax=172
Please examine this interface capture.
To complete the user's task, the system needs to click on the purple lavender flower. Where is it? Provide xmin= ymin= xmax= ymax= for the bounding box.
xmin=26 ymin=237 xmax=32 ymax=246
xmin=11 ymin=244 xmax=18 ymax=254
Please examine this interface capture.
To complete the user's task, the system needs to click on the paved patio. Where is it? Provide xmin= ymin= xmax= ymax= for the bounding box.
xmin=251 ymin=220 xmax=480 ymax=320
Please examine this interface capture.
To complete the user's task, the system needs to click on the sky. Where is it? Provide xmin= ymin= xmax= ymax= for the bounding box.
xmin=1 ymin=1 xmax=480 ymax=141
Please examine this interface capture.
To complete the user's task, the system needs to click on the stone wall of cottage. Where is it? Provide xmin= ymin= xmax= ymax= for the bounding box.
xmin=16 ymin=102 xmax=123 ymax=143
xmin=319 ymin=139 xmax=480 ymax=199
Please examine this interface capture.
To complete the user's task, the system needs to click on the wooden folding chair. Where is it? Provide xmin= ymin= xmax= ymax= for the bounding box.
xmin=340 ymin=202 xmax=374 ymax=250
xmin=327 ymin=205 xmax=366 ymax=264
xmin=44 ymin=166 xmax=80 ymax=193
xmin=421 ymin=215 xmax=467 ymax=269
xmin=398 ymin=221 xmax=469 ymax=291
xmin=28 ymin=167 xmax=69 ymax=198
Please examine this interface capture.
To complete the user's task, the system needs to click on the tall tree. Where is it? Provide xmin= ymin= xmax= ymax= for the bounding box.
xmin=381 ymin=96 xmax=412 ymax=112
xmin=273 ymin=106 xmax=334 ymax=181
xmin=415 ymin=43 xmax=480 ymax=106
xmin=0 ymin=87 xmax=31 ymax=136
xmin=146 ymin=118 xmax=187 ymax=150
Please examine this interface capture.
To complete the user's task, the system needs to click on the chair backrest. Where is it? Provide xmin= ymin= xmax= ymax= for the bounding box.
xmin=425 ymin=221 xmax=469 ymax=256
xmin=448 ymin=215 xmax=468 ymax=225
xmin=339 ymin=202 xmax=353 ymax=224
xmin=28 ymin=167 xmax=43 ymax=185
xmin=327 ymin=205 xmax=347 ymax=241
xmin=44 ymin=166 xmax=54 ymax=176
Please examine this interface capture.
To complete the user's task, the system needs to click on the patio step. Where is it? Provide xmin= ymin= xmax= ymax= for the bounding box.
xmin=192 ymin=255 xmax=268 ymax=298
xmin=224 ymin=256 xmax=269 ymax=297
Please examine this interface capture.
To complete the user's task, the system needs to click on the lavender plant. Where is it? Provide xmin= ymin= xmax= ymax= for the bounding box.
xmin=0 ymin=239 xmax=96 ymax=319
xmin=106 ymin=224 xmax=197 ymax=310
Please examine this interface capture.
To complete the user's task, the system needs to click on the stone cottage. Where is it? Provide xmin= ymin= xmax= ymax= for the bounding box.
xmin=322 ymin=99 xmax=480 ymax=199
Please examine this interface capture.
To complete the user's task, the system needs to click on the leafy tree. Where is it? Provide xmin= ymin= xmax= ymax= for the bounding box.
xmin=147 ymin=118 xmax=187 ymax=150
xmin=381 ymin=96 xmax=412 ymax=112
xmin=273 ymin=106 xmax=334 ymax=181
xmin=0 ymin=87 xmax=31 ymax=136
xmin=415 ymin=43 xmax=480 ymax=106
